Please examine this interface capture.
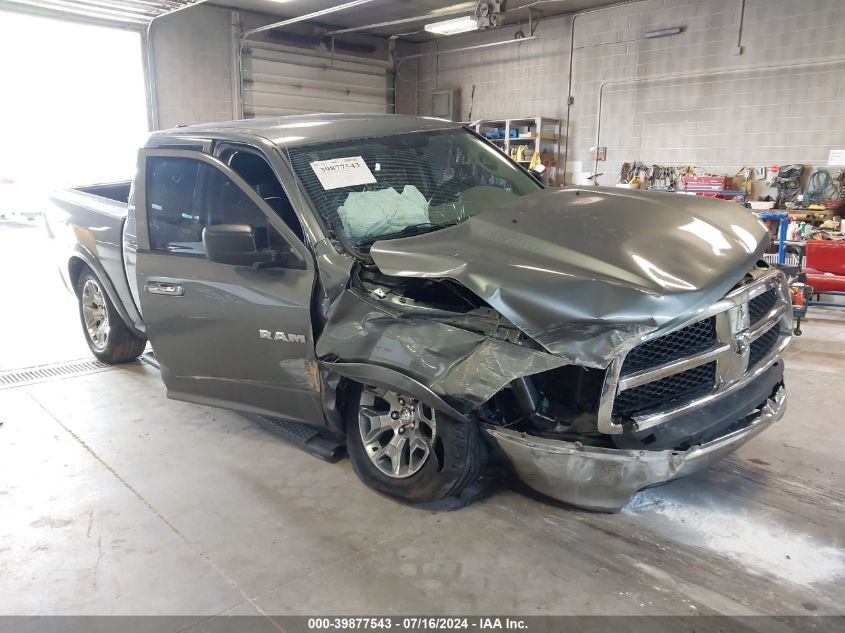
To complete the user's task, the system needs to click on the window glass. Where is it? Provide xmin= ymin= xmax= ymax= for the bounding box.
xmin=224 ymin=149 xmax=305 ymax=242
xmin=287 ymin=128 xmax=541 ymax=248
xmin=146 ymin=156 xmax=284 ymax=254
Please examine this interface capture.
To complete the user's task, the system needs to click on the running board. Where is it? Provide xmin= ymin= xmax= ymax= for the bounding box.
xmin=140 ymin=351 xmax=160 ymax=370
xmin=140 ymin=352 xmax=345 ymax=463
xmin=249 ymin=414 xmax=346 ymax=463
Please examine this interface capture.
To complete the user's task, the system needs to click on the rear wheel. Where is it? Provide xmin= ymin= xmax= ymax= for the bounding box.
xmin=346 ymin=383 xmax=484 ymax=505
xmin=76 ymin=269 xmax=146 ymax=364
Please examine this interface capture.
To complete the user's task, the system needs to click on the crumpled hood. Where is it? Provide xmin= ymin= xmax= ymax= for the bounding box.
xmin=369 ymin=186 xmax=769 ymax=367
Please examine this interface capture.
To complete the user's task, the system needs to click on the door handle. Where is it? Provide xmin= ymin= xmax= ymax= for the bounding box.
xmin=145 ymin=282 xmax=185 ymax=297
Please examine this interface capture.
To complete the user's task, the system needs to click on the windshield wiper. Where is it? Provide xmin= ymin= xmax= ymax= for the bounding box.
xmin=355 ymin=221 xmax=463 ymax=247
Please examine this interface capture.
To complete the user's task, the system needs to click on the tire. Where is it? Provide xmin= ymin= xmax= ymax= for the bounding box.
xmin=346 ymin=383 xmax=484 ymax=505
xmin=76 ymin=268 xmax=146 ymax=364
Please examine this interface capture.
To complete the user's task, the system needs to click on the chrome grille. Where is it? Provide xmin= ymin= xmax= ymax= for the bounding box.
xmin=749 ymin=323 xmax=780 ymax=368
xmin=613 ymin=362 xmax=717 ymax=419
xmin=598 ymin=267 xmax=793 ymax=434
xmin=748 ymin=288 xmax=777 ymax=324
xmin=620 ymin=318 xmax=716 ymax=376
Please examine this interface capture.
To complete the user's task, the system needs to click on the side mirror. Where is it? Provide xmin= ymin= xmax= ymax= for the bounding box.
xmin=203 ymin=224 xmax=294 ymax=268
xmin=529 ymin=163 xmax=547 ymax=183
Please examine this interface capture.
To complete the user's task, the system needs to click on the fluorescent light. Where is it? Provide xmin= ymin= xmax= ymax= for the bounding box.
xmin=644 ymin=26 xmax=683 ymax=39
xmin=431 ymin=1 xmax=476 ymax=14
xmin=425 ymin=16 xmax=477 ymax=35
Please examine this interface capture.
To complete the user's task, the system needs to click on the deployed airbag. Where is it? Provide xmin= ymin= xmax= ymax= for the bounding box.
xmin=337 ymin=185 xmax=429 ymax=240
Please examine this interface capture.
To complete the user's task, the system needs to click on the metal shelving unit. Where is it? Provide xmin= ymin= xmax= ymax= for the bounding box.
xmin=473 ymin=117 xmax=561 ymax=185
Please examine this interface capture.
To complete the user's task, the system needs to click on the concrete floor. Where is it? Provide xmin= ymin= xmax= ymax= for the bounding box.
xmin=1 ymin=219 xmax=844 ymax=623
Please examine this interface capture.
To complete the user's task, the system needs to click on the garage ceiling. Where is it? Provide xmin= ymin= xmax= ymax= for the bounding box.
xmin=1 ymin=0 xmax=205 ymax=26
xmin=0 ymin=0 xmax=627 ymax=35
xmin=223 ymin=0 xmax=628 ymax=42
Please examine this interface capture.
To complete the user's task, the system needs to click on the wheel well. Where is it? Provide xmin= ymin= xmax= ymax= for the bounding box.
xmin=68 ymin=257 xmax=89 ymax=296
xmin=334 ymin=376 xmax=354 ymax=434
xmin=66 ymin=257 xmax=145 ymax=340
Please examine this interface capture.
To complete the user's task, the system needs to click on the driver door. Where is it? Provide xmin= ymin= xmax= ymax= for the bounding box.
xmin=134 ymin=149 xmax=324 ymax=425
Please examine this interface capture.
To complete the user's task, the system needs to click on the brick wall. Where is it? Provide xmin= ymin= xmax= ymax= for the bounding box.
xmin=150 ymin=4 xmax=234 ymax=129
xmin=398 ymin=0 xmax=845 ymax=194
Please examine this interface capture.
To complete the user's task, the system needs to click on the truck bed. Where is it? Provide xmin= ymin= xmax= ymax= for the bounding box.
xmin=74 ymin=181 xmax=132 ymax=204
xmin=45 ymin=180 xmax=143 ymax=334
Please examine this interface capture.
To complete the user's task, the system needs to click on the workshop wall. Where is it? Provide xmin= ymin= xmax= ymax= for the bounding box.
xmin=399 ymin=0 xmax=845 ymax=191
xmin=394 ymin=50 xmax=419 ymax=118
xmin=149 ymin=6 xmax=392 ymax=129
xmin=150 ymin=4 xmax=234 ymax=129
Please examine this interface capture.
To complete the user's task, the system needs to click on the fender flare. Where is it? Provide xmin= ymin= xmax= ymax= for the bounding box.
xmin=68 ymin=247 xmax=145 ymax=338
xmin=320 ymin=361 xmax=470 ymax=424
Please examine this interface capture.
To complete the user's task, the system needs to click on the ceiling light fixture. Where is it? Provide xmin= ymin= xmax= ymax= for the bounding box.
xmin=424 ymin=15 xmax=477 ymax=35
xmin=431 ymin=1 xmax=476 ymax=14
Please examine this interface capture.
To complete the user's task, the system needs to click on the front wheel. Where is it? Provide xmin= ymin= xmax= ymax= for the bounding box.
xmin=76 ymin=269 xmax=147 ymax=364
xmin=346 ymin=384 xmax=484 ymax=506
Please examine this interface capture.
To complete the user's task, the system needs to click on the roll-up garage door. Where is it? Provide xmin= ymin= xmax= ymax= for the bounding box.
xmin=242 ymin=42 xmax=389 ymax=118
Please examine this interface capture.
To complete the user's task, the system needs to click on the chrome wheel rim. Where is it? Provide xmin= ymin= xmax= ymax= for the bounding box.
xmin=81 ymin=279 xmax=109 ymax=352
xmin=358 ymin=387 xmax=436 ymax=479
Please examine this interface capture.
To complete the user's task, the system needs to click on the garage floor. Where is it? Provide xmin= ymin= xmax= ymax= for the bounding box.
xmin=1 ymin=220 xmax=844 ymax=623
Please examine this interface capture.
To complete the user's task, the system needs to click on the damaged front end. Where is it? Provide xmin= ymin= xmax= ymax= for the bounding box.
xmin=317 ymin=261 xmax=791 ymax=511
xmin=485 ymin=264 xmax=792 ymax=511
xmin=315 ymin=189 xmax=793 ymax=511
xmin=317 ymin=265 xmax=570 ymax=421
xmin=488 ymin=385 xmax=786 ymax=512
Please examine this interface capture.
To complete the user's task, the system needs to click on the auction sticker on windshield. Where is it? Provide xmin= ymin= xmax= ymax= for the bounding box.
xmin=310 ymin=156 xmax=377 ymax=190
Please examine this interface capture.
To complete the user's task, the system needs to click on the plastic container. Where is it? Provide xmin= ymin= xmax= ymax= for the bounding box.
xmin=749 ymin=201 xmax=775 ymax=210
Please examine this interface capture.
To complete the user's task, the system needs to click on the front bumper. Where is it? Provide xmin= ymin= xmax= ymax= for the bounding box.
xmin=486 ymin=385 xmax=786 ymax=512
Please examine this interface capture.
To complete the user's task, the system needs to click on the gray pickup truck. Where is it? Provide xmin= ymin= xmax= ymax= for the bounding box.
xmin=46 ymin=114 xmax=792 ymax=511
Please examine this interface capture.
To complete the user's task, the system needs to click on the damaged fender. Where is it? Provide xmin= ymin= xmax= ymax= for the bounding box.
xmin=316 ymin=288 xmax=567 ymax=416
xmin=319 ymin=361 xmax=470 ymax=423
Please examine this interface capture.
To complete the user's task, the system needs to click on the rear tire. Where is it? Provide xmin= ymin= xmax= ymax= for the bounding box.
xmin=346 ymin=383 xmax=484 ymax=506
xmin=76 ymin=269 xmax=146 ymax=364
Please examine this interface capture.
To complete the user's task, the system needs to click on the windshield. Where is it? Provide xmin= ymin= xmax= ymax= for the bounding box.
xmin=287 ymin=128 xmax=541 ymax=247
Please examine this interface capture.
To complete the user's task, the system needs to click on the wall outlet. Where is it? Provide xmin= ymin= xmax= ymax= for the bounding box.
xmin=734 ymin=45 xmax=743 ymax=55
